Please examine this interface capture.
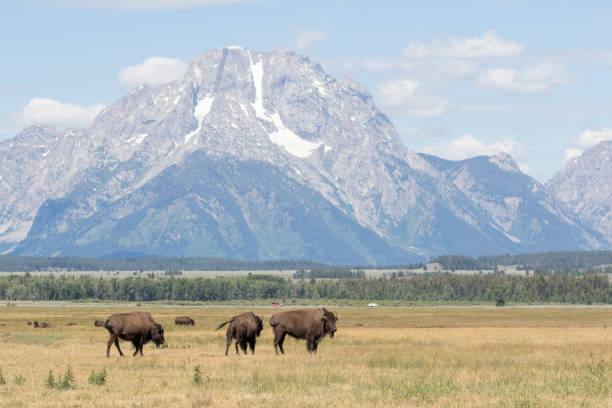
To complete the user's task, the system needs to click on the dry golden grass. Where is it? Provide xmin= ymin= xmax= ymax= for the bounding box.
xmin=0 ymin=305 xmax=610 ymax=407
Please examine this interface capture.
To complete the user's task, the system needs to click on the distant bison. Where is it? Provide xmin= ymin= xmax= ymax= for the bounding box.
xmin=33 ymin=321 xmax=52 ymax=328
xmin=94 ymin=320 xmax=105 ymax=327
xmin=270 ymin=308 xmax=337 ymax=354
xmin=99 ymin=311 xmax=165 ymax=357
xmin=175 ymin=316 xmax=195 ymax=326
xmin=216 ymin=312 xmax=263 ymax=356
xmin=67 ymin=322 xmax=78 ymax=326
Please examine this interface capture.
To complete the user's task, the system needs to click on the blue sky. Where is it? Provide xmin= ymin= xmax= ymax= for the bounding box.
xmin=2 ymin=0 xmax=612 ymax=180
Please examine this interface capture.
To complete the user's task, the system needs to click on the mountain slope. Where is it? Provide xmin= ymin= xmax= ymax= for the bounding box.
xmin=419 ymin=153 xmax=603 ymax=252
xmin=17 ymin=153 xmax=411 ymax=264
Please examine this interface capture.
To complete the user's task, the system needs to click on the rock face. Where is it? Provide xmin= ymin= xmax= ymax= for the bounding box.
xmin=546 ymin=141 xmax=612 ymax=246
xmin=0 ymin=47 xmax=607 ymax=263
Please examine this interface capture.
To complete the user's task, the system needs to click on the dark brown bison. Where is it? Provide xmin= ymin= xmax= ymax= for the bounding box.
xmin=270 ymin=308 xmax=337 ymax=354
xmin=94 ymin=320 xmax=105 ymax=327
xmin=175 ymin=316 xmax=195 ymax=326
xmin=33 ymin=321 xmax=52 ymax=328
xmin=215 ymin=312 xmax=263 ymax=356
xmin=99 ymin=311 xmax=165 ymax=357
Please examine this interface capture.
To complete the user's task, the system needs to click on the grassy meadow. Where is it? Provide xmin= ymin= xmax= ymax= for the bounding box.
xmin=0 ymin=304 xmax=610 ymax=407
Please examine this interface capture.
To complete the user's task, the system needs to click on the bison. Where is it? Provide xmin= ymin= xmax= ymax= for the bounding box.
xmin=94 ymin=320 xmax=105 ymax=327
xmin=33 ymin=321 xmax=51 ymax=328
xmin=270 ymin=308 xmax=337 ymax=354
xmin=215 ymin=312 xmax=263 ymax=356
xmin=99 ymin=311 xmax=165 ymax=357
xmin=175 ymin=316 xmax=195 ymax=326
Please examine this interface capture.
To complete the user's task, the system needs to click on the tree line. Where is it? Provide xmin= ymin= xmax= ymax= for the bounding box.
xmin=432 ymin=251 xmax=612 ymax=271
xmin=3 ymin=250 xmax=610 ymax=273
xmin=0 ymin=272 xmax=609 ymax=304
xmin=0 ymin=255 xmax=325 ymax=272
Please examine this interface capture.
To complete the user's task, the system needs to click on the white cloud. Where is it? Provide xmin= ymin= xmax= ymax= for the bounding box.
xmin=324 ymin=57 xmax=479 ymax=83
xmin=422 ymin=134 xmax=524 ymax=161
xmin=376 ymin=79 xmax=420 ymax=106
xmin=563 ymin=127 xmax=612 ymax=161
xmin=295 ymin=28 xmax=328 ymax=49
xmin=376 ymin=79 xmax=449 ymax=118
xmin=117 ymin=57 xmax=188 ymax=88
xmin=476 ymin=62 xmax=566 ymax=94
xmin=575 ymin=127 xmax=612 ymax=148
xmin=38 ymin=0 xmax=261 ymax=10
xmin=403 ymin=30 xmax=525 ymax=59
xmin=13 ymin=98 xmax=106 ymax=127
xmin=564 ymin=148 xmax=584 ymax=162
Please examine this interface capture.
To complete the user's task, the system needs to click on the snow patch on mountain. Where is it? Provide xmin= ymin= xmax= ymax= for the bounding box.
xmin=194 ymin=96 xmax=215 ymax=121
xmin=490 ymin=222 xmax=521 ymax=243
xmin=248 ymin=51 xmax=323 ymax=158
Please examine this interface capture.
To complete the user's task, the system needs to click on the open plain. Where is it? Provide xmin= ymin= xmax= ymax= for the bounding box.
xmin=0 ymin=305 xmax=610 ymax=407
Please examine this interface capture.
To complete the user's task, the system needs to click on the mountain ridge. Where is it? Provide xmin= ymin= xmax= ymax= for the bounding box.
xmin=0 ymin=47 xmax=608 ymax=263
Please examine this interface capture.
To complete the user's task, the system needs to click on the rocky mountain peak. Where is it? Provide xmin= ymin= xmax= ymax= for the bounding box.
xmin=546 ymin=140 xmax=612 ymax=244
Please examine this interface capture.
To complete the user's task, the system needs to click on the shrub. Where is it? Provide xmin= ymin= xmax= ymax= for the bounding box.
xmin=192 ymin=366 xmax=202 ymax=386
xmin=45 ymin=370 xmax=55 ymax=388
xmin=13 ymin=374 xmax=25 ymax=385
xmin=57 ymin=366 xmax=75 ymax=390
xmin=88 ymin=368 xmax=107 ymax=386
xmin=0 ymin=369 xmax=6 ymax=385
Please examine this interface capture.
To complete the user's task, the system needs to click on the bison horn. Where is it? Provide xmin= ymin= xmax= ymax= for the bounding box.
xmin=334 ymin=312 xmax=338 ymax=320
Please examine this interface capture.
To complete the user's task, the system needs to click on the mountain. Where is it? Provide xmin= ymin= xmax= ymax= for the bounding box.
xmin=546 ymin=141 xmax=612 ymax=245
xmin=419 ymin=153 xmax=603 ymax=252
xmin=0 ymin=47 xmax=607 ymax=263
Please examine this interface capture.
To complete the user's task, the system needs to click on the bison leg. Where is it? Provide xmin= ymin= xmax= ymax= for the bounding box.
xmin=312 ymin=339 xmax=320 ymax=354
xmin=106 ymin=334 xmax=123 ymax=357
xmin=133 ymin=336 xmax=144 ymax=356
xmin=106 ymin=333 xmax=116 ymax=357
xmin=240 ymin=340 xmax=248 ymax=355
xmin=305 ymin=337 xmax=312 ymax=353
xmin=274 ymin=331 xmax=287 ymax=355
xmin=249 ymin=338 xmax=256 ymax=354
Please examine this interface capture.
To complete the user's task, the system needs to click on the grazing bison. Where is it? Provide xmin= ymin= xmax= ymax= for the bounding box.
xmin=215 ymin=312 xmax=263 ymax=356
xmin=175 ymin=316 xmax=195 ymax=326
xmin=270 ymin=308 xmax=337 ymax=354
xmin=33 ymin=321 xmax=52 ymax=328
xmin=99 ymin=311 xmax=165 ymax=357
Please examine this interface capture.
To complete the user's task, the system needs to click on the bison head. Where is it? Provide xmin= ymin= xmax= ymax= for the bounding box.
xmin=152 ymin=323 xmax=165 ymax=347
xmin=321 ymin=310 xmax=338 ymax=338
xmin=255 ymin=315 xmax=264 ymax=337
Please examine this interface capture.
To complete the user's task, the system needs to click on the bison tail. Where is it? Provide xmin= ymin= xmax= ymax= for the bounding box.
xmin=269 ymin=316 xmax=279 ymax=327
xmin=215 ymin=321 xmax=229 ymax=331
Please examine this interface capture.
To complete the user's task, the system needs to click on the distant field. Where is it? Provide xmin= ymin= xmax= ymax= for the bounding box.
xmin=0 ymin=304 xmax=610 ymax=407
